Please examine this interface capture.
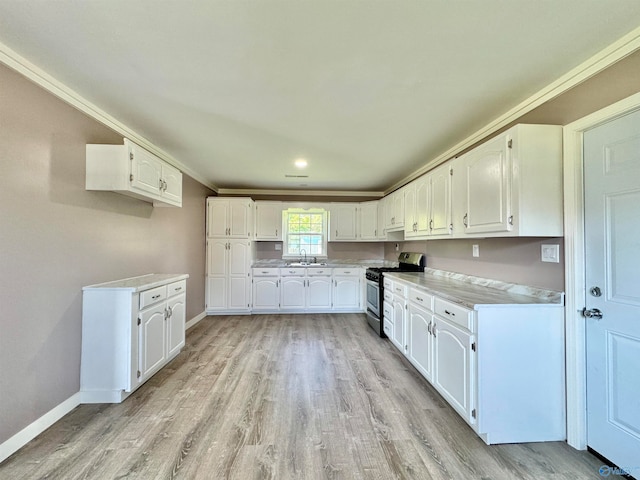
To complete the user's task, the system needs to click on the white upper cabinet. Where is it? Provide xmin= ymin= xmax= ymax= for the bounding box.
xmin=329 ymin=203 xmax=358 ymax=241
xmin=404 ymin=175 xmax=431 ymax=238
xmin=385 ymin=189 xmax=405 ymax=231
xmin=206 ymin=197 xmax=254 ymax=238
xmin=429 ymin=162 xmax=453 ymax=237
xmin=254 ymin=201 xmax=283 ymax=240
xmin=86 ymin=138 xmax=182 ymax=207
xmin=359 ymin=200 xmax=379 ymax=241
xmin=452 ymin=124 xmax=563 ymax=237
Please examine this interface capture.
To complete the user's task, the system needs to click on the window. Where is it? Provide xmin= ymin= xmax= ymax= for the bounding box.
xmin=283 ymin=208 xmax=328 ymax=259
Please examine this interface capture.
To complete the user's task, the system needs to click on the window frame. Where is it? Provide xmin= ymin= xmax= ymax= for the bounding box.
xmin=282 ymin=207 xmax=328 ymax=260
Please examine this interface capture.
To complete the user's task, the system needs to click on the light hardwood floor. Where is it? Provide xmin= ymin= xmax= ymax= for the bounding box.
xmin=0 ymin=314 xmax=615 ymax=479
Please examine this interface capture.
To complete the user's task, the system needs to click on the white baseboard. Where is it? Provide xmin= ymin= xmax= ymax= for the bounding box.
xmin=0 ymin=392 xmax=81 ymax=464
xmin=185 ymin=311 xmax=207 ymax=330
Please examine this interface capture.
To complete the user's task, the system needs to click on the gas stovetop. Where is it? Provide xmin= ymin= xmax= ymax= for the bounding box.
xmin=365 ymin=252 xmax=425 ymax=282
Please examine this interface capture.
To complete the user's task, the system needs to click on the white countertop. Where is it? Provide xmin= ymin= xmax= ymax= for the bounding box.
xmin=83 ymin=273 xmax=189 ymax=292
xmin=385 ymin=269 xmax=563 ymax=309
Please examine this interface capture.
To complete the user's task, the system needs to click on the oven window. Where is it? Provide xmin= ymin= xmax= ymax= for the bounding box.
xmin=366 ymin=282 xmax=379 ymax=311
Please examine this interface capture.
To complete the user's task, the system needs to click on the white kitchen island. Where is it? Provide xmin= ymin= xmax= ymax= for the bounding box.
xmin=81 ymin=273 xmax=188 ymax=403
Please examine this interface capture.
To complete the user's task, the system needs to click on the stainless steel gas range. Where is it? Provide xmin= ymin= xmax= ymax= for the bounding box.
xmin=365 ymin=252 xmax=425 ymax=337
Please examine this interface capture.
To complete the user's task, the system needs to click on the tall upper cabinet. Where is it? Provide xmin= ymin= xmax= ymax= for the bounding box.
xmin=451 ymin=124 xmax=563 ymax=237
xmin=206 ymin=197 xmax=254 ymax=314
xmin=86 ymin=138 xmax=182 ymax=207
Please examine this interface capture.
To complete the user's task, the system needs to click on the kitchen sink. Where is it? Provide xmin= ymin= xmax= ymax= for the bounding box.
xmin=287 ymin=262 xmax=328 ymax=266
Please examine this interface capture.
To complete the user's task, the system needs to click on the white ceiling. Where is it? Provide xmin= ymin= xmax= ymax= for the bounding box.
xmin=1 ymin=1 xmax=640 ymax=193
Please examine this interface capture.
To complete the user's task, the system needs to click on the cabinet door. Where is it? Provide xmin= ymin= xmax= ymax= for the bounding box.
xmin=414 ymin=176 xmax=431 ymax=236
xmin=161 ymin=163 xmax=182 ymax=205
xmin=253 ymin=277 xmax=280 ymax=310
xmin=359 ymin=201 xmax=378 ymax=240
xmin=206 ymin=276 xmax=227 ymax=310
xmin=408 ymin=304 xmax=434 ymax=382
xmin=255 ymin=202 xmax=283 ymax=240
xmin=393 ymin=189 xmax=405 ymax=229
xmin=377 ymin=198 xmax=387 ymax=240
xmin=229 ymin=240 xmax=251 ymax=276
xmin=391 ymin=296 xmax=406 ymax=353
xmin=281 ymin=277 xmax=306 ymax=310
xmin=207 ymin=199 xmax=229 ymax=237
xmin=433 ymin=316 xmax=475 ymax=424
xmin=404 ymin=183 xmax=416 ymax=236
xmin=330 ymin=204 xmax=358 ymax=240
xmin=229 ymin=200 xmax=252 ymax=237
xmin=167 ymin=294 xmax=186 ymax=358
xmin=130 ymin=144 xmax=163 ymax=197
xmin=207 ymin=239 xmax=228 ymax=276
xmin=430 ymin=163 xmax=452 ymax=236
xmin=462 ymin=134 xmax=511 ymax=234
xmin=139 ymin=306 xmax=167 ymax=380
xmin=307 ymin=277 xmax=332 ymax=310
xmin=333 ymin=276 xmax=360 ymax=310
xmin=228 ymin=276 xmax=251 ymax=310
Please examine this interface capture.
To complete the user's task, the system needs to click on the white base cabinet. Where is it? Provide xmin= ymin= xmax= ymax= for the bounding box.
xmin=385 ymin=273 xmax=565 ymax=444
xmin=81 ymin=274 xmax=188 ymax=404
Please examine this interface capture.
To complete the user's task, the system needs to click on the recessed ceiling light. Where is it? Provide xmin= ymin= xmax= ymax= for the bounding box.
xmin=294 ymin=158 xmax=308 ymax=168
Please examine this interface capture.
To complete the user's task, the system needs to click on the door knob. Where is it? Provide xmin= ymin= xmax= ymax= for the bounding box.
xmin=582 ymin=307 xmax=603 ymax=320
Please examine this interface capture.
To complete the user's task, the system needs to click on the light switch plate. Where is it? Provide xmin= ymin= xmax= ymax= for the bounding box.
xmin=541 ymin=244 xmax=560 ymax=263
xmin=472 ymin=244 xmax=479 ymax=257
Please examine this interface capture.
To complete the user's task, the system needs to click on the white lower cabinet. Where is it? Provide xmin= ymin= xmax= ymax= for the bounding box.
xmin=432 ymin=315 xmax=475 ymax=424
xmin=206 ymin=239 xmax=252 ymax=313
xmin=386 ymin=274 xmax=565 ymax=445
xmin=252 ymin=268 xmax=280 ymax=312
xmin=253 ymin=266 xmax=363 ymax=313
xmin=332 ymin=268 xmax=361 ymax=311
xmin=81 ymin=274 xmax=188 ymax=403
xmin=408 ymin=303 xmax=434 ymax=382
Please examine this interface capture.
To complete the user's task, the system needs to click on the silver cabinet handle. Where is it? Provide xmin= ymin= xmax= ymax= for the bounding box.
xmin=463 ymin=213 xmax=468 ymax=227
xmin=432 ymin=322 xmax=436 ymax=337
xmin=174 ymin=286 xmax=182 ymax=292
xmin=416 ymin=296 xmax=423 ymax=302
xmin=444 ymin=309 xmax=455 ymax=316
xmin=151 ymin=294 xmax=161 ymax=300
xmin=427 ymin=321 xmax=432 ymax=335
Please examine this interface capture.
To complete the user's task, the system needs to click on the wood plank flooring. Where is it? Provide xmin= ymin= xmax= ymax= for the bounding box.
xmin=0 ymin=314 xmax=615 ymax=479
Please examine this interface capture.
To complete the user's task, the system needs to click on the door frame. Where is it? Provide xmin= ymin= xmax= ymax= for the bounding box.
xmin=563 ymin=91 xmax=640 ymax=449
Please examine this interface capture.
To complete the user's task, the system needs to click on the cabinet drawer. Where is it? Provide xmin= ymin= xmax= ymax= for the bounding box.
xmin=434 ymin=297 xmax=473 ymax=331
xmin=253 ymin=268 xmax=280 ymax=276
xmin=383 ymin=277 xmax=393 ymax=290
xmin=167 ymin=280 xmax=186 ymax=297
xmin=392 ymin=282 xmax=408 ymax=298
xmin=140 ymin=286 xmax=167 ymax=309
xmin=280 ymin=267 xmax=306 ymax=276
xmin=333 ymin=268 xmax=358 ymax=276
xmin=383 ymin=288 xmax=393 ymax=303
xmin=409 ymin=288 xmax=433 ymax=310
xmin=383 ymin=321 xmax=393 ymax=338
xmin=307 ymin=268 xmax=332 ymax=276
xmin=383 ymin=301 xmax=393 ymax=322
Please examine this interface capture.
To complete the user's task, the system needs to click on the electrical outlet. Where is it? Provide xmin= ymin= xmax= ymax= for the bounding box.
xmin=275 ymin=243 xmax=282 ymax=251
xmin=541 ymin=244 xmax=560 ymax=263
xmin=395 ymin=243 xmax=399 ymax=252
xmin=472 ymin=244 xmax=479 ymax=257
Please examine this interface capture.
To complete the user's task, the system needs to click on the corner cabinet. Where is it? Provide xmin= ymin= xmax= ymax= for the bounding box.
xmin=206 ymin=197 xmax=254 ymax=314
xmin=86 ymin=138 xmax=182 ymax=207
xmin=451 ymin=124 xmax=563 ymax=237
xmin=81 ymin=274 xmax=188 ymax=403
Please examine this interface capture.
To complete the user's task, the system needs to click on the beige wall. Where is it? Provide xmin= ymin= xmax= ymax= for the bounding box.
xmin=0 ymin=64 xmax=213 ymax=444
xmin=256 ymin=241 xmax=384 ymax=260
xmin=385 ymin=238 xmax=564 ymax=291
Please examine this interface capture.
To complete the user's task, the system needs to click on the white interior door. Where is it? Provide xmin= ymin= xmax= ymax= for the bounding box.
xmin=584 ymin=108 xmax=640 ymax=476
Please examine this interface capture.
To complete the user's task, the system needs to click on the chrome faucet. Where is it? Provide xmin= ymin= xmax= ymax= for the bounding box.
xmin=300 ymin=249 xmax=307 ymax=264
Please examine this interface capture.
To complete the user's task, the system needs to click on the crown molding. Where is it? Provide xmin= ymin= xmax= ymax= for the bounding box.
xmin=217 ymin=188 xmax=384 ymax=198
xmin=384 ymin=25 xmax=640 ymax=195
xmin=0 ymin=40 xmax=218 ymax=193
